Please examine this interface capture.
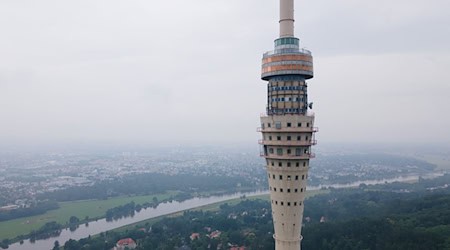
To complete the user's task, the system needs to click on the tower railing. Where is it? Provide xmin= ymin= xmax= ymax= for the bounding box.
xmin=258 ymin=139 xmax=317 ymax=146
xmin=259 ymin=152 xmax=316 ymax=159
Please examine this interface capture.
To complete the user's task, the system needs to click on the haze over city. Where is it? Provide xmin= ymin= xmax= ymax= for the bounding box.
xmin=0 ymin=0 xmax=449 ymax=148
xmin=1 ymin=1 xmax=450 ymax=250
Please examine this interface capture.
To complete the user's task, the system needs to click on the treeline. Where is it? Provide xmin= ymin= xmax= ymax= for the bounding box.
xmin=106 ymin=202 xmax=138 ymax=221
xmin=38 ymin=173 xmax=253 ymax=202
xmin=29 ymin=221 xmax=63 ymax=242
xmin=0 ymin=200 xmax=59 ymax=222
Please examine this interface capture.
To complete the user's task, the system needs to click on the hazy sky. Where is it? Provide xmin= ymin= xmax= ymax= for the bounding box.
xmin=0 ymin=0 xmax=449 ymax=148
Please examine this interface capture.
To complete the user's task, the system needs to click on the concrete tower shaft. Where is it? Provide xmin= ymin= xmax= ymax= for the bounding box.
xmin=259 ymin=0 xmax=316 ymax=249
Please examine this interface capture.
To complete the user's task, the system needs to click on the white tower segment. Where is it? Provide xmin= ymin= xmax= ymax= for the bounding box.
xmin=259 ymin=0 xmax=317 ymax=249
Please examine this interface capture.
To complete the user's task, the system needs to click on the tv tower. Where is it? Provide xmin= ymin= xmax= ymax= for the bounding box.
xmin=258 ymin=0 xmax=317 ymax=249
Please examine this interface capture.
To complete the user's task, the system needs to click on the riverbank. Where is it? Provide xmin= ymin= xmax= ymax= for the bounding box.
xmin=6 ymin=191 xmax=269 ymax=250
xmin=0 ymin=191 xmax=178 ymax=241
xmin=110 ymin=189 xmax=329 ymax=234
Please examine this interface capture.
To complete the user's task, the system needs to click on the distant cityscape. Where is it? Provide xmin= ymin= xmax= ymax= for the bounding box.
xmin=0 ymin=146 xmax=446 ymax=209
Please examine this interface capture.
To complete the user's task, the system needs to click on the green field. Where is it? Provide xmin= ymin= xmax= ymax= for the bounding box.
xmin=0 ymin=191 xmax=178 ymax=241
xmin=112 ymin=189 xmax=330 ymax=234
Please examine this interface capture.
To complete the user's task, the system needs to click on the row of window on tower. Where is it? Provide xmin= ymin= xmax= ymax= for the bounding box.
xmin=269 ymin=174 xmax=306 ymax=181
xmin=269 ymin=186 xmax=304 ymax=193
xmin=268 ymin=161 xmax=308 ymax=167
xmin=268 ymin=108 xmax=305 ymax=114
xmin=268 ymin=147 xmax=310 ymax=156
xmin=270 ymin=97 xmax=304 ymax=102
xmin=271 ymin=200 xmax=302 ymax=207
xmin=263 ymin=122 xmax=311 ymax=129
xmin=266 ymin=135 xmax=310 ymax=141
xmin=270 ymin=86 xmax=305 ymax=91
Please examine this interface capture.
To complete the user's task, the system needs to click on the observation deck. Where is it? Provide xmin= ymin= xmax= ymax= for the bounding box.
xmin=261 ymin=37 xmax=313 ymax=81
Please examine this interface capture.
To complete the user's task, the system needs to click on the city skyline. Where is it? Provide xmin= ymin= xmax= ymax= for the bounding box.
xmin=0 ymin=0 xmax=449 ymax=148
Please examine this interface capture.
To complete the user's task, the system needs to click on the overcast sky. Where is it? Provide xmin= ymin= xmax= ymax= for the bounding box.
xmin=0 ymin=0 xmax=449 ymax=149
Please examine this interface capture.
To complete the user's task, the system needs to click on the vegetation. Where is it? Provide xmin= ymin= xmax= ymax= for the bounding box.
xmin=63 ymin=199 xmax=274 ymax=250
xmin=38 ymin=173 xmax=255 ymax=202
xmin=105 ymin=202 xmax=138 ymax=221
xmin=0 ymin=192 xmax=176 ymax=241
xmin=302 ymin=191 xmax=450 ymax=249
xmin=62 ymin=175 xmax=450 ymax=250
xmin=29 ymin=221 xmax=63 ymax=242
xmin=0 ymin=201 xmax=59 ymax=222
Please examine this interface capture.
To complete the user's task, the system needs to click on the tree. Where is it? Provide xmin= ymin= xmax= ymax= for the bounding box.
xmin=69 ymin=216 xmax=80 ymax=224
xmin=52 ymin=240 xmax=60 ymax=250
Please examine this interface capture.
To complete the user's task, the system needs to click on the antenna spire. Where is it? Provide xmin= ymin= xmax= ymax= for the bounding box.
xmin=279 ymin=0 xmax=295 ymax=37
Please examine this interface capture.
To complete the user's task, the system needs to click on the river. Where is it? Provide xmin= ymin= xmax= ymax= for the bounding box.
xmin=8 ymin=172 xmax=444 ymax=250
xmin=8 ymin=191 xmax=267 ymax=250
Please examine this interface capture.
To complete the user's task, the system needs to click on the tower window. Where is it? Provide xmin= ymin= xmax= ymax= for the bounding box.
xmin=274 ymin=188 xmax=277 ymax=191
xmin=294 ymin=202 xmax=297 ymax=206
xmin=279 ymin=175 xmax=283 ymax=180
xmin=287 ymin=162 xmax=291 ymax=167
xmin=295 ymin=189 xmax=298 ymax=193
xmin=281 ymin=202 xmax=284 ymax=206
xmin=295 ymin=175 xmax=299 ymax=180
xmin=275 ymin=201 xmax=278 ymax=205
xmin=287 ymin=202 xmax=291 ymax=206
xmin=278 ymin=162 xmax=282 ymax=167
xmin=298 ymin=123 xmax=302 ymax=127
xmin=277 ymin=136 xmax=281 ymax=141
xmin=269 ymin=136 xmax=272 ymax=140
xmin=302 ymin=175 xmax=305 ymax=180
xmin=287 ymin=149 xmax=291 ymax=154
xmin=287 ymin=136 xmax=291 ymax=141
xmin=303 ymin=162 xmax=307 ymax=167
xmin=269 ymin=148 xmax=274 ymax=154
xmin=272 ymin=174 xmax=275 ymax=179
xmin=287 ymin=175 xmax=291 ymax=181
xmin=287 ymin=123 xmax=292 ymax=127
xmin=287 ymin=189 xmax=291 ymax=193
xmin=275 ymin=122 xmax=281 ymax=129
xmin=277 ymin=148 xmax=283 ymax=155
xmin=307 ymin=123 xmax=310 ymax=127
xmin=268 ymin=123 xmax=271 ymax=128
xmin=271 ymin=162 xmax=274 ymax=166
xmin=301 ymin=188 xmax=304 ymax=192
xmin=296 ymin=162 xmax=300 ymax=167
xmin=280 ymin=188 xmax=283 ymax=193
xmin=297 ymin=136 xmax=301 ymax=140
